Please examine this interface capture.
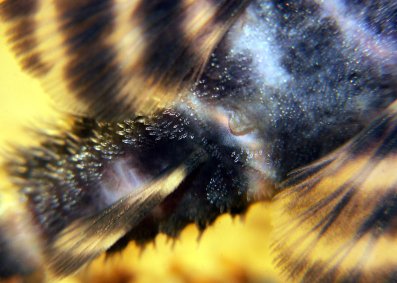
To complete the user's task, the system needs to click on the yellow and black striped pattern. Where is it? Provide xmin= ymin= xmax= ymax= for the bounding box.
xmin=273 ymin=100 xmax=397 ymax=282
xmin=0 ymin=0 xmax=250 ymax=120
xmin=0 ymin=33 xmax=279 ymax=283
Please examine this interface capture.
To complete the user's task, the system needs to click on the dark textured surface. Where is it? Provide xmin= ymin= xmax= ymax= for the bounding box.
xmin=0 ymin=0 xmax=396 ymax=280
xmin=194 ymin=0 xmax=397 ymax=180
xmin=6 ymin=110 xmax=256 ymax=249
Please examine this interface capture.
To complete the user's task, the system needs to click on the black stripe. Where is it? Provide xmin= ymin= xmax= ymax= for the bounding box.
xmin=136 ymin=0 xmax=249 ymax=87
xmin=9 ymin=21 xmax=36 ymax=55
xmin=137 ymin=0 xmax=199 ymax=85
xmin=8 ymin=19 xmax=50 ymax=75
xmin=58 ymin=0 xmax=113 ymax=51
xmin=281 ymin=158 xmax=333 ymax=188
xmin=56 ymin=0 xmax=125 ymax=118
xmin=20 ymin=52 xmax=50 ymax=75
xmin=1 ymin=0 xmax=49 ymax=75
xmin=372 ymin=119 xmax=397 ymax=158
xmin=357 ymin=190 xmax=397 ymax=238
xmin=211 ymin=0 xmax=251 ymax=23
xmin=65 ymin=48 xmax=125 ymax=115
xmin=350 ymin=114 xmax=393 ymax=156
xmin=0 ymin=0 xmax=38 ymax=20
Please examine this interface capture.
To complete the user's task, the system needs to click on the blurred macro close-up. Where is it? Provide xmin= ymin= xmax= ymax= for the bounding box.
xmin=0 ymin=30 xmax=279 ymax=283
xmin=0 ymin=0 xmax=397 ymax=283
